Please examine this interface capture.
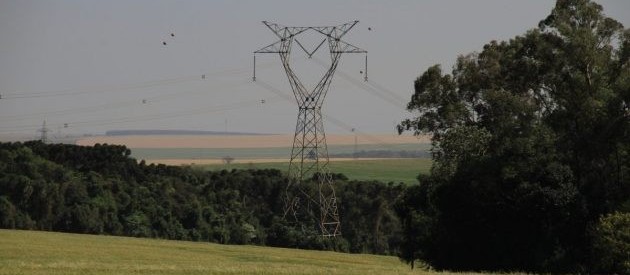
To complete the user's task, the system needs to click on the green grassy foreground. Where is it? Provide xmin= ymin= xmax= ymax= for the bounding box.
xmin=0 ymin=229 xmax=442 ymax=275
xmin=200 ymin=158 xmax=432 ymax=185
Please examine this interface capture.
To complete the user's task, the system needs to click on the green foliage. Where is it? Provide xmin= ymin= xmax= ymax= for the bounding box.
xmin=201 ymin=158 xmax=433 ymax=185
xmin=592 ymin=212 xmax=630 ymax=274
xmin=0 ymin=197 xmax=16 ymax=228
xmin=398 ymin=0 xmax=629 ymax=272
xmin=394 ymin=177 xmax=436 ymax=270
xmin=337 ymin=181 xmax=406 ymax=255
xmin=0 ymin=141 xmax=406 ymax=257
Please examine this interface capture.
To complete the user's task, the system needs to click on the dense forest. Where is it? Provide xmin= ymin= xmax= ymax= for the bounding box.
xmin=0 ymin=141 xmax=404 ymax=255
xmin=397 ymin=0 xmax=629 ymax=273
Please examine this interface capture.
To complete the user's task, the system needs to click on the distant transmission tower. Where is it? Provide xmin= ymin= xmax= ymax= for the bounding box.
xmin=38 ymin=120 xmax=50 ymax=143
xmin=254 ymin=21 xmax=367 ymax=237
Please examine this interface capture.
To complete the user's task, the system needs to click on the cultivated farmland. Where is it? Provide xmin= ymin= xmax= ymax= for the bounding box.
xmin=75 ymin=134 xmax=432 ymax=184
xmin=199 ymin=158 xmax=432 ymax=185
xmin=76 ymin=135 xmax=430 ymax=162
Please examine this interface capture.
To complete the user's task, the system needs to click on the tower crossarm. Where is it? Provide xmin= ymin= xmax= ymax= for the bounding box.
xmin=310 ymin=20 xmax=359 ymax=39
xmin=331 ymin=40 xmax=367 ymax=54
xmin=254 ymin=40 xmax=285 ymax=54
xmin=262 ymin=21 xmax=310 ymax=40
xmin=254 ymin=20 xmax=366 ymax=54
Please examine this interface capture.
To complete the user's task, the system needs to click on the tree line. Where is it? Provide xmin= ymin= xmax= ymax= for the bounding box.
xmin=0 ymin=141 xmax=404 ymax=255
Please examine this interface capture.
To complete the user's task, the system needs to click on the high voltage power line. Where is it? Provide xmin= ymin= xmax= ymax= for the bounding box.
xmin=0 ymin=61 xmax=275 ymax=100
xmin=311 ymin=57 xmax=408 ymax=108
xmin=0 ymin=95 xmax=283 ymax=133
xmin=0 ymin=79 xmax=252 ymax=123
xmin=0 ymin=62 xmax=273 ymax=131
xmin=1 ymin=55 xmax=414 ymax=148
xmin=1 ymin=77 xmax=408 ymax=139
xmin=255 ymin=79 xmax=412 ymax=152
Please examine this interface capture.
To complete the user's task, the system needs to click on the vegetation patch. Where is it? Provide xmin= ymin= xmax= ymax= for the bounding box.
xmin=0 ymin=141 xmax=408 ymax=258
xmin=198 ymin=158 xmax=432 ymax=185
xmin=0 ymin=229 xmax=433 ymax=275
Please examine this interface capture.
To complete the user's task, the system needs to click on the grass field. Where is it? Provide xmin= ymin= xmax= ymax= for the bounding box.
xmin=0 ymin=229 xmax=474 ymax=275
xmin=198 ymin=158 xmax=432 ymax=185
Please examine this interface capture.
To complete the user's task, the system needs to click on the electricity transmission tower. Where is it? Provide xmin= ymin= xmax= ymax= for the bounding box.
xmin=38 ymin=120 xmax=50 ymax=143
xmin=254 ymin=21 xmax=367 ymax=237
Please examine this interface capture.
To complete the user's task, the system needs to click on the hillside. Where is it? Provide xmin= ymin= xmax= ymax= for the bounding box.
xmin=0 ymin=141 xmax=409 ymax=257
xmin=0 ymin=229 xmax=437 ymax=275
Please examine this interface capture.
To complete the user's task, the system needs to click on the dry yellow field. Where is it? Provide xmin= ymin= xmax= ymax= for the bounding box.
xmin=76 ymin=134 xmax=429 ymax=149
xmin=76 ymin=133 xmax=431 ymax=168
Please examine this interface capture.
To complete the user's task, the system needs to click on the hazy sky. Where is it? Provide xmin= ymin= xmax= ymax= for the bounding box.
xmin=0 ymin=0 xmax=628 ymax=139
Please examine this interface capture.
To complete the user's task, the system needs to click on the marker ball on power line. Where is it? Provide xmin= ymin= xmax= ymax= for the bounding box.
xmin=171 ymin=33 xmax=175 ymax=37
xmin=368 ymin=27 xmax=372 ymax=31
xmin=162 ymin=41 xmax=167 ymax=46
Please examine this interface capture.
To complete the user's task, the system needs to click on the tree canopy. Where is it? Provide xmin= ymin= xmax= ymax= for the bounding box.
xmin=0 ymin=141 xmax=406 ymax=256
xmin=398 ymin=0 xmax=629 ymax=273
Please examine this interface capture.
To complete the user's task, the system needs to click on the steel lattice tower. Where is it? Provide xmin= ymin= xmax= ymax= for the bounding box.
xmin=254 ymin=21 xmax=367 ymax=237
xmin=38 ymin=120 xmax=50 ymax=143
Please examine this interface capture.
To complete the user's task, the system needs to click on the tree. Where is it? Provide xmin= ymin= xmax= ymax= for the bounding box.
xmin=398 ymin=0 xmax=629 ymax=272
xmin=592 ymin=212 xmax=630 ymax=274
